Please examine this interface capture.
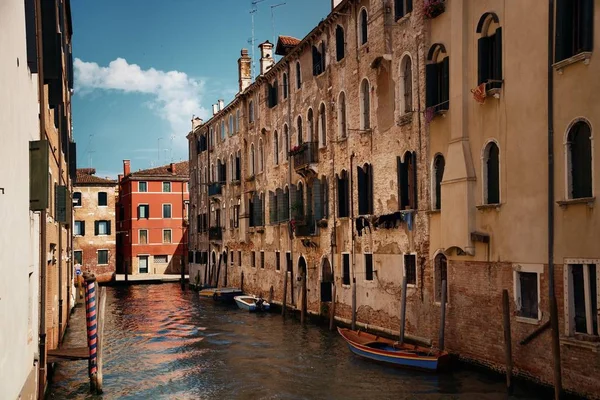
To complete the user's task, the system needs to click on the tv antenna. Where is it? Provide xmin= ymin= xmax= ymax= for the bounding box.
xmin=271 ymin=3 xmax=286 ymax=52
xmin=169 ymin=134 xmax=176 ymax=162
xmin=250 ymin=0 xmax=266 ymax=78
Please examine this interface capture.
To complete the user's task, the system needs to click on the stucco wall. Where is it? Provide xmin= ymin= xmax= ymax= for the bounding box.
xmin=0 ymin=1 xmax=41 ymax=398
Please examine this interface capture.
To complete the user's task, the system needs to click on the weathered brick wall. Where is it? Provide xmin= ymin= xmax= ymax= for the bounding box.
xmin=73 ymin=184 xmax=117 ymax=282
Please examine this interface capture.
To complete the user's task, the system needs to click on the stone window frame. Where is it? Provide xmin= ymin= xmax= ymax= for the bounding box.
xmin=73 ymin=191 xmax=82 ymax=207
xmin=337 ymin=91 xmax=347 ymax=139
xmin=512 ymin=263 xmax=543 ymax=324
xmin=364 ymin=252 xmax=374 ymax=282
xmin=403 ymin=252 xmax=418 ymax=288
xmin=335 ymin=24 xmax=345 ymax=62
xmin=318 ymin=102 xmax=327 ymax=148
xmin=342 ymin=252 xmax=351 ymax=287
xmin=398 ymin=52 xmax=414 ymax=117
xmin=73 ymin=220 xmax=85 ymax=236
xmin=563 ymin=118 xmax=595 ymax=201
xmin=296 ymin=61 xmax=302 ymax=90
xmin=162 ymin=229 xmax=172 ymax=244
xmin=431 ymin=153 xmax=445 ymax=211
xmin=307 ymin=108 xmax=315 ymax=143
xmin=273 ymin=129 xmax=279 ymax=166
xmin=260 ymin=250 xmax=265 ymax=269
xmin=162 ymin=203 xmax=172 ymax=219
xmin=358 ymin=7 xmax=368 ymax=46
xmin=162 ymin=181 xmax=171 ymax=193
xmin=481 ymin=139 xmax=501 ymax=206
xmin=359 ymin=78 xmax=371 ymax=130
xmin=97 ymin=249 xmax=109 ymax=266
xmin=258 ymin=138 xmax=264 ymax=173
xmin=275 ymin=251 xmax=281 ymax=272
xmin=563 ymin=259 xmax=600 ymax=339
xmin=139 ymin=228 xmax=149 ymax=245
xmin=97 ymin=191 xmax=108 ymax=207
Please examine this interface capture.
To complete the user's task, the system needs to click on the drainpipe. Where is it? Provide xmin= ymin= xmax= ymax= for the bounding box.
xmin=329 ymin=112 xmax=338 ymax=330
xmin=547 ymin=0 xmax=562 ymax=398
xmin=35 ymin=0 xmax=48 ymax=395
xmin=58 ymin=104 xmax=64 ymax=341
xmin=350 ymin=152 xmax=356 ymax=330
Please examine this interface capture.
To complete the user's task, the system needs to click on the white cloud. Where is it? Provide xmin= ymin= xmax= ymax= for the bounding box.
xmin=74 ymin=58 xmax=209 ymax=146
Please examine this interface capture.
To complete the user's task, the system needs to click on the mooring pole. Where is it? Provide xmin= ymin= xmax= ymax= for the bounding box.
xmin=502 ymin=289 xmax=513 ymax=393
xmin=329 ymin=284 xmax=336 ymax=331
xmin=96 ymin=286 xmax=107 ymax=394
xmin=301 ymin=273 xmax=307 ymax=325
xmin=399 ymin=275 xmax=408 ymax=344
xmin=439 ymin=280 xmax=447 ymax=351
xmin=83 ymin=273 xmax=98 ymax=393
xmin=282 ymin=263 xmax=288 ymax=317
xmin=241 ymin=271 xmax=244 ymax=292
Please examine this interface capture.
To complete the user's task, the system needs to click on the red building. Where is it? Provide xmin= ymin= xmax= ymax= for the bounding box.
xmin=117 ymin=160 xmax=189 ymax=275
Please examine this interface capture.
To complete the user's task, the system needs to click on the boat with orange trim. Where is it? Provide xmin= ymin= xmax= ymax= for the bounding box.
xmin=337 ymin=327 xmax=449 ymax=371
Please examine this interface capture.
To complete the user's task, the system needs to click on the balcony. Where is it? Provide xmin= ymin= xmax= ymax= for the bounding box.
xmin=208 ymin=226 xmax=222 ymax=241
xmin=291 ymin=142 xmax=318 ymax=176
xmin=208 ymin=183 xmax=222 ymax=196
xmin=294 ymin=214 xmax=317 ymax=237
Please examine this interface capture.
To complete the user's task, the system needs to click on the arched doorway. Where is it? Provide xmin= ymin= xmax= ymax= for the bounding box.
xmin=298 ymin=256 xmax=308 ymax=319
xmin=321 ymin=258 xmax=333 ymax=302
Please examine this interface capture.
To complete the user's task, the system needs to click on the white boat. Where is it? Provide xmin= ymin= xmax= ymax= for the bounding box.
xmin=234 ymin=295 xmax=270 ymax=312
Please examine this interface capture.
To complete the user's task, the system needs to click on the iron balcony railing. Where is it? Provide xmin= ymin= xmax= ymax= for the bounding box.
xmin=291 ymin=141 xmax=319 ymax=170
xmin=208 ymin=183 xmax=222 ymax=196
xmin=294 ymin=214 xmax=317 ymax=237
xmin=208 ymin=226 xmax=222 ymax=240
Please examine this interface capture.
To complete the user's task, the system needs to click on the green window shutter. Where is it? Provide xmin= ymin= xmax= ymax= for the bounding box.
xmin=68 ymin=142 xmax=77 ymax=180
xmin=269 ymin=191 xmax=277 ymax=224
xmin=81 ymin=221 xmax=86 ymax=237
xmin=94 ymin=221 xmax=99 ymax=236
xmin=581 ymin=0 xmax=594 ymax=52
xmin=29 ymin=140 xmax=49 ymax=211
xmin=477 ymin=36 xmax=490 ymax=85
xmin=55 ymin=185 xmax=68 ymax=223
xmin=425 ymin=63 xmax=437 ymax=108
xmin=107 ymin=221 xmax=112 ymax=235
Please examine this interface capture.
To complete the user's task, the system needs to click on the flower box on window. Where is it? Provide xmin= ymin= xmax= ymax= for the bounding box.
xmin=424 ymin=0 xmax=445 ymax=19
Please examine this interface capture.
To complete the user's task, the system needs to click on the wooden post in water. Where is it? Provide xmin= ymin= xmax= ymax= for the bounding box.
xmin=329 ymin=284 xmax=336 ymax=331
xmin=439 ymin=280 xmax=447 ymax=351
xmin=83 ymin=273 xmax=98 ymax=392
xmin=282 ymin=267 xmax=288 ymax=317
xmin=215 ymin=254 xmax=222 ymax=288
xmin=240 ymin=271 xmax=244 ymax=292
xmin=502 ymin=289 xmax=513 ymax=393
xmin=268 ymin=286 xmax=274 ymax=304
xmin=96 ymin=286 xmax=107 ymax=393
xmin=301 ymin=273 xmax=307 ymax=325
xmin=399 ymin=275 xmax=408 ymax=344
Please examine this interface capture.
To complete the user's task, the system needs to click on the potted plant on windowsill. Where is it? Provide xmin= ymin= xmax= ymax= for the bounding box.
xmin=424 ymin=0 xmax=445 ymax=19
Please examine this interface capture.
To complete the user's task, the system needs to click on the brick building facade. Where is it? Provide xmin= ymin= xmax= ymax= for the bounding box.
xmin=117 ymin=161 xmax=190 ymax=275
xmin=187 ymin=0 xmax=600 ymax=398
xmin=74 ymin=168 xmax=117 ymax=283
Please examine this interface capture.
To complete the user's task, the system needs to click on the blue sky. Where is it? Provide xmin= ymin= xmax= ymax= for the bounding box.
xmin=71 ymin=0 xmax=330 ymax=178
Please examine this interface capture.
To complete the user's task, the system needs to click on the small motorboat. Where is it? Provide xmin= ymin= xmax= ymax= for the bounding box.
xmin=337 ymin=327 xmax=449 ymax=371
xmin=234 ymin=295 xmax=270 ymax=312
xmin=198 ymin=287 xmax=243 ymax=302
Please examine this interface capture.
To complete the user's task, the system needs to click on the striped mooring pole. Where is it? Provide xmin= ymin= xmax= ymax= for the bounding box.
xmin=84 ymin=273 xmax=98 ymax=391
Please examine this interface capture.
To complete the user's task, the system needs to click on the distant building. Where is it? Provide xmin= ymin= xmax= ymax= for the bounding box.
xmin=117 ymin=161 xmax=190 ymax=275
xmin=74 ymin=168 xmax=117 ymax=283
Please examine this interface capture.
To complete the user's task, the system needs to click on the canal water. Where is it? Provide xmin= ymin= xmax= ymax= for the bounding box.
xmin=48 ymin=284 xmax=546 ymax=400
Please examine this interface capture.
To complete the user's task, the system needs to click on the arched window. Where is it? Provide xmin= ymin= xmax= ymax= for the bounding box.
xmin=394 ymin=0 xmax=413 ymax=20
xmin=433 ymin=154 xmax=445 ymax=210
xmin=249 ymin=143 xmax=255 ymax=177
xmin=229 ymin=114 xmax=234 ymax=135
xmin=338 ymin=91 xmax=347 ymax=139
xmin=434 ymin=253 xmax=448 ymax=303
xmin=209 ymin=127 xmax=214 ymax=149
xmin=398 ymin=151 xmax=417 ymax=210
xmin=284 ymin=124 xmax=289 ymax=160
xmin=235 ymin=150 xmax=241 ymax=181
xmin=337 ymin=170 xmax=349 ymax=217
xmin=360 ymin=79 xmax=370 ymax=130
xmin=229 ymin=154 xmax=234 ymax=182
xmin=248 ymin=100 xmax=255 ymax=123
xmin=555 ymin=1 xmax=593 ymax=62
xmin=567 ymin=121 xmax=593 ymax=199
xmin=483 ymin=141 xmax=500 ymax=204
xmin=235 ymin=109 xmax=240 ymax=132
xmin=336 ymin=25 xmax=345 ymax=61
xmin=273 ymin=130 xmax=279 ymax=165
xmin=297 ymin=115 xmax=303 ymax=144
xmin=296 ymin=61 xmax=302 ymax=89
xmin=400 ymin=55 xmax=413 ymax=114
xmin=357 ymin=163 xmax=373 ymax=215
xmin=307 ymin=108 xmax=314 ymax=142
xmin=283 ymin=73 xmax=289 ymax=99
xmin=476 ymin=13 xmax=502 ymax=89
xmin=319 ymin=103 xmax=327 ymax=147
xmin=359 ymin=8 xmax=368 ymax=45
xmin=221 ymin=120 xmax=226 ymax=140
xmin=426 ymin=43 xmax=449 ymax=113
xmin=258 ymin=139 xmax=264 ymax=173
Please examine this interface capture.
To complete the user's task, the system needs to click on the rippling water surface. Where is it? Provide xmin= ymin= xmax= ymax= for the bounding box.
xmin=47 ymin=285 xmax=545 ymax=400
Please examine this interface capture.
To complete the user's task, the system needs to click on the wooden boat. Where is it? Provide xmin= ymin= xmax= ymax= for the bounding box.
xmin=198 ymin=287 xmax=243 ymax=302
xmin=234 ymin=295 xmax=270 ymax=312
xmin=337 ymin=327 xmax=449 ymax=371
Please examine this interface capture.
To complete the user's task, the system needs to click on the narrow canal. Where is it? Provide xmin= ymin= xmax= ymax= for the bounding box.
xmin=48 ymin=284 xmax=545 ymax=400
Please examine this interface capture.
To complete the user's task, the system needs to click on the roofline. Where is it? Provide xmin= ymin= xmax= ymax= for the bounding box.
xmin=196 ymin=0 xmax=352 ymax=130
xmin=74 ymin=182 xmax=118 ymax=187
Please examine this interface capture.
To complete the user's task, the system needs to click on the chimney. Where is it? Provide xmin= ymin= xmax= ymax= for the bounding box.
xmin=123 ymin=160 xmax=131 ymax=176
xmin=170 ymin=162 xmax=176 ymax=174
xmin=212 ymin=104 xmax=218 ymax=115
xmin=192 ymin=116 xmax=203 ymax=130
xmin=118 ymin=174 xmax=123 ymax=183
xmin=218 ymin=99 xmax=224 ymax=111
xmin=259 ymin=41 xmax=275 ymax=75
xmin=238 ymin=48 xmax=252 ymax=93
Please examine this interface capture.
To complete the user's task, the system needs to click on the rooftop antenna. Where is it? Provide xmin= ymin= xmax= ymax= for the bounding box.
xmin=271 ymin=2 xmax=286 ymax=54
xmin=86 ymin=133 xmax=95 ymax=168
xmin=250 ymin=0 xmax=266 ymax=78
xmin=157 ymin=137 xmax=163 ymax=166
xmin=169 ymin=134 xmax=176 ymax=162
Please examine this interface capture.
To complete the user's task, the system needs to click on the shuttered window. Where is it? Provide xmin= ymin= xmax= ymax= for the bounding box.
xmin=342 ymin=254 xmax=351 ymax=285
xmin=477 ymin=26 xmax=502 ymax=89
xmin=365 ymin=254 xmax=373 ymax=281
xmin=395 ymin=0 xmax=413 ymax=20
xmin=397 ymin=152 xmax=418 ymax=210
xmin=404 ymin=254 xmax=416 ymax=285
xmin=433 ymin=155 xmax=445 ymax=210
xmin=568 ymin=121 xmax=593 ymax=199
xmin=337 ymin=172 xmax=349 ymax=218
xmin=336 ymin=25 xmax=345 ymax=61
xmin=555 ymin=0 xmax=594 ymax=62
xmin=138 ymin=204 xmax=150 ymax=219
xmin=426 ymin=56 xmax=449 ymax=112
xmin=357 ymin=164 xmax=373 ymax=215
xmin=484 ymin=142 xmax=500 ymax=204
